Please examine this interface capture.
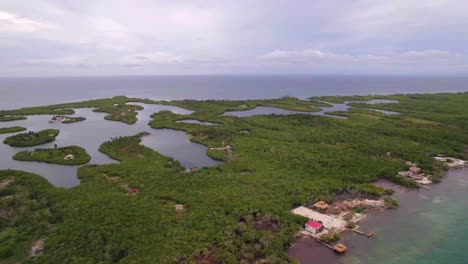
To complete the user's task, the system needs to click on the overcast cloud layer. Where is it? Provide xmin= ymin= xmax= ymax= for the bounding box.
xmin=1 ymin=0 xmax=468 ymax=76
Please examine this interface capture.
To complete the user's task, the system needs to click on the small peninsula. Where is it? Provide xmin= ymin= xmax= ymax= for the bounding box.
xmin=13 ymin=145 xmax=91 ymax=165
xmin=0 ymin=116 xmax=26 ymax=122
xmin=0 ymin=126 xmax=27 ymax=134
xmin=3 ymin=129 xmax=59 ymax=147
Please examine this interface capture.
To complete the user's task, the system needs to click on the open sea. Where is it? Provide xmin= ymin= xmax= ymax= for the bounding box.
xmin=1 ymin=75 xmax=468 ymax=109
xmin=1 ymin=75 xmax=467 ymax=264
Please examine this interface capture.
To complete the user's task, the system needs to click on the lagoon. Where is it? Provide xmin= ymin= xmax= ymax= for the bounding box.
xmin=0 ymin=103 xmax=221 ymax=188
xmin=223 ymin=99 xmax=399 ymax=118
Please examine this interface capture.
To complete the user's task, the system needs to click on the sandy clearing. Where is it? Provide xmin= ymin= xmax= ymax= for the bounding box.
xmin=292 ymin=206 xmax=347 ymax=230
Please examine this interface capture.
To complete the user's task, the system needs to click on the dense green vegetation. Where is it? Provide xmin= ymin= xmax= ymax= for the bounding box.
xmin=0 ymin=126 xmax=26 ymax=134
xmin=0 ymin=116 xmax=26 ymax=122
xmin=156 ymin=96 xmax=329 ymax=116
xmin=255 ymin=97 xmax=328 ymax=112
xmin=0 ymin=96 xmax=331 ymax=126
xmin=0 ymin=170 xmax=60 ymax=262
xmin=101 ymin=105 xmax=142 ymax=124
xmin=0 ymin=96 xmax=145 ymax=125
xmin=62 ymin=117 xmax=86 ymax=123
xmin=0 ymin=93 xmax=466 ymax=263
xmin=3 ymin=129 xmax=59 ymax=147
xmin=50 ymin=116 xmax=86 ymax=124
xmin=13 ymin=146 xmax=91 ymax=165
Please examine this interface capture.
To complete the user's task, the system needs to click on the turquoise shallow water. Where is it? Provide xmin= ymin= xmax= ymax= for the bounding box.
xmin=341 ymin=168 xmax=468 ymax=264
xmin=290 ymin=168 xmax=468 ymax=264
xmin=348 ymin=168 xmax=467 ymax=264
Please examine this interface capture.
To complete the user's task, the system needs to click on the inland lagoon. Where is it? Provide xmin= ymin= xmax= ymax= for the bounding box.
xmin=0 ymin=103 xmax=220 ymax=187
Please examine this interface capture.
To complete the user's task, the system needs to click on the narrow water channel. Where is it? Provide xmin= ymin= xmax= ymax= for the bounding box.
xmin=222 ymin=99 xmax=399 ymax=118
xmin=0 ymin=103 xmax=221 ymax=188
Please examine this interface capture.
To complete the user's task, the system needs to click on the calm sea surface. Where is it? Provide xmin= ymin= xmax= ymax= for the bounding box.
xmin=1 ymin=75 xmax=467 ymax=263
xmin=289 ymin=168 xmax=468 ymax=264
xmin=1 ymin=75 xmax=468 ymax=109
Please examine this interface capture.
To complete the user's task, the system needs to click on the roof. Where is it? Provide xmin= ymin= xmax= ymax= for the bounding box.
xmin=314 ymin=201 xmax=330 ymax=210
xmin=306 ymin=220 xmax=322 ymax=229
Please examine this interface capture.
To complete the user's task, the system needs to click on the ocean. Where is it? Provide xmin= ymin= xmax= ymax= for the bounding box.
xmin=1 ymin=75 xmax=468 ymax=109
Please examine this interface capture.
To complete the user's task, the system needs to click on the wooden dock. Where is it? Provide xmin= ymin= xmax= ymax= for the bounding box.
xmin=315 ymin=239 xmax=335 ymax=250
xmin=315 ymin=239 xmax=347 ymax=254
xmin=351 ymin=228 xmax=375 ymax=238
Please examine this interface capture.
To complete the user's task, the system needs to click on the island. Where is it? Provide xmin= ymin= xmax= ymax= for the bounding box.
xmin=13 ymin=145 xmax=91 ymax=165
xmin=49 ymin=115 xmax=86 ymax=124
xmin=3 ymin=129 xmax=59 ymax=147
xmin=0 ymin=93 xmax=466 ymax=263
xmin=0 ymin=116 xmax=26 ymax=122
xmin=0 ymin=96 xmax=141 ymax=125
xmin=0 ymin=126 xmax=27 ymax=134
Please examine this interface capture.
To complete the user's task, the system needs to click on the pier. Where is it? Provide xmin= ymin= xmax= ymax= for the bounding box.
xmin=350 ymin=228 xmax=375 ymax=238
xmin=315 ymin=239 xmax=348 ymax=254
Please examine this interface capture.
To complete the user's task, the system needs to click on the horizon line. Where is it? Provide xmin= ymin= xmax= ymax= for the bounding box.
xmin=1 ymin=73 xmax=468 ymax=78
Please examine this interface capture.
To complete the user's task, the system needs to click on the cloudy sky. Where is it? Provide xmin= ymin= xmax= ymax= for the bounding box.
xmin=1 ymin=0 xmax=468 ymax=76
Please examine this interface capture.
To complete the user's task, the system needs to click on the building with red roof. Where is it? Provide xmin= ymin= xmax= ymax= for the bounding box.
xmin=305 ymin=220 xmax=323 ymax=234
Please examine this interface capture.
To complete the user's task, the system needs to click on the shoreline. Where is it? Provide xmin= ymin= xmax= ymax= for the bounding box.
xmin=289 ymin=164 xmax=467 ymax=263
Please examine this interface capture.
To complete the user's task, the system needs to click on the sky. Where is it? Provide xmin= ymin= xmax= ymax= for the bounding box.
xmin=1 ymin=0 xmax=468 ymax=76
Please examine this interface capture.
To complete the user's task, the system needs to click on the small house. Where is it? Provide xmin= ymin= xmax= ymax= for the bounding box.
xmin=305 ymin=220 xmax=323 ymax=234
xmin=313 ymin=201 xmax=329 ymax=210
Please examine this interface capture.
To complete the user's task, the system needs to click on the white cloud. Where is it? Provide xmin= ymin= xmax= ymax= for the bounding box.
xmin=121 ymin=52 xmax=229 ymax=66
xmin=1 ymin=1 xmax=468 ymax=75
xmin=0 ymin=10 xmax=55 ymax=33
xmin=399 ymin=50 xmax=452 ymax=60
xmin=122 ymin=52 xmax=185 ymax=65
xmin=330 ymin=0 xmax=468 ymax=36
xmin=259 ymin=48 xmax=462 ymax=65
xmin=259 ymin=49 xmax=352 ymax=63
xmin=24 ymin=56 xmax=87 ymax=65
